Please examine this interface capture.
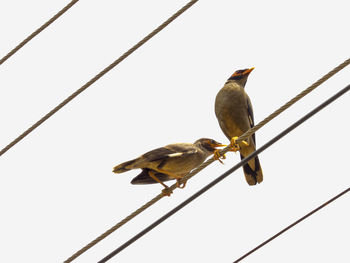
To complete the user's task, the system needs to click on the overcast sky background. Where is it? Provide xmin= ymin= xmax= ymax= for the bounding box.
xmin=0 ymin=1 xmax=349 ymax=262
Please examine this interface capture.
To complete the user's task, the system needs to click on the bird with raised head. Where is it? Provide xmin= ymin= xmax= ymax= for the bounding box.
xmin=214 ymin=68 xmax=263 ymax=185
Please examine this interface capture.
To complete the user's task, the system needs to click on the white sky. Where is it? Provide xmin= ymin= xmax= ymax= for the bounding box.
xmin=0 ymin=1 xmax=349 ymax=262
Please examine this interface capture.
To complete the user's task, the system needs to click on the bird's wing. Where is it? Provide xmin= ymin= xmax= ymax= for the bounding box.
xmin=131 ymin=169 xmax=173 ymax=184
xmin=246 ymin=97 xmax=256 ymax=144
xmin=142 ymin=144 xmax=197 ymax=162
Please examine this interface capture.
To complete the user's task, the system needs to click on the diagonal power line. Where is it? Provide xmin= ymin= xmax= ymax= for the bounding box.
xmin=98 ymin=84 xmax=350 ymax=263
xmin=232 ymin=187 xmax=350 ymax=263
xmin=0 ymin=0 xmax=80 ymax=65
xmin=63 ymin=60 xmax=350 ymax=262
xmin=0 ymin=0 xmax=199 ymax=157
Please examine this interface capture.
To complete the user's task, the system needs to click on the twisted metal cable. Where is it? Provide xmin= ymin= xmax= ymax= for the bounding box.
xmin=0 ymin=0 xmax=199 ymax=157
xmin=64 ymin=60 xmax=349 ymax=262
xmin=0 ymin=0 xmax=80 ymax=65
xmin=236 ymin=57 xmax=350 ymax=143
xmin=98 ymin=85 xmax=350 ymax=262
xmin=63 ymin=193 xmax=165 ymax=263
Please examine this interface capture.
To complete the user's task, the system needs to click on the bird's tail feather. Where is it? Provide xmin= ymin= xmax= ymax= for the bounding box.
xmin=113 ymin=159 xmax=138 ymax=173
xmin=240 ymin=154 xmax=263 ymax=185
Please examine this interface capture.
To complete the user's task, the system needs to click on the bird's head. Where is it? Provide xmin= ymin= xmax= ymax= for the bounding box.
xmin=195 ymin=138 xmax=226 ymax=153
xmin=227 ymin=67 xmax=254 ymax=87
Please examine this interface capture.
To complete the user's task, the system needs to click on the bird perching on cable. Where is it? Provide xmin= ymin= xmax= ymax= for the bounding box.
xmin=113 ymin=138 xmax=226 ymax=196
xmin=215 ymin=68 xmax=263 ymax=185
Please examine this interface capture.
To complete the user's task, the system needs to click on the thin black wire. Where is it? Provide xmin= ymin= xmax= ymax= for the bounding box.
xmin=233 ymin=187 xmax=349 ymax=263
xmin=97 ymin=84 xmax=350 ymax=262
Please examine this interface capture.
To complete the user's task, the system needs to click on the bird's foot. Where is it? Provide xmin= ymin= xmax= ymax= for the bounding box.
xmin=162 ymin=186 xmax=173 ymax=197
xmin=149 ymin=170 xmax=173 ymax=196
xmin=213 ymin=149 xmax=226 ymax=164
xmin=229 ymin=136 xmax=249 ymax=152
xmin=176 ymin=179 xmax=187 ymax=189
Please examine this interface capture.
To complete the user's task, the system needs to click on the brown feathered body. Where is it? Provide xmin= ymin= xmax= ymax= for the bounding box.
xmin=215 ymin=78 xmax=263 ymax=185
xmin=113 ymin=139 xmax=219 ymax=184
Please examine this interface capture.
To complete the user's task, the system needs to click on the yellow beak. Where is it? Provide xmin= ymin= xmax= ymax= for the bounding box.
xmin=213 ymin=143 xmax=227 ymax=148
xmin=244 ymin=67 xmax=255 ymax=75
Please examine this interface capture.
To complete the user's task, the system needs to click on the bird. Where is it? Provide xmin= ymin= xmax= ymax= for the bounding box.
xmin=214 ymin=68 xmax=263 ymax=185
xmin=113 ymin=138 xmax=225 ymax=195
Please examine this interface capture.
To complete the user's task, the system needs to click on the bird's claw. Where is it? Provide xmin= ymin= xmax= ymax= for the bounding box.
xmin=176 ymin=179 xmax=187 ymax=189
xmin=162 ymin=179 xmax=187 ymax=196
xmin=230 ymin=136 xmax=249 ymax=152
xmin=162 ymin=187 xmax=173 ymax=197
xmin=213 ymin=149 xmax=226 ymax=164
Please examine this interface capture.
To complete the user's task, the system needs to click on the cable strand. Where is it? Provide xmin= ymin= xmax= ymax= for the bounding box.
xmin=0 ymin=0 xmax=80 ymax=65
xmin=63 ymin=193 xmax=164 ymax=263
xmin=236 ymin=57 xmax=350 ymax=143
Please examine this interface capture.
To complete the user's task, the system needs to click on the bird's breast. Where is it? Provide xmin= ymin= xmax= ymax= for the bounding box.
xmin=215 ymin=85 xmax=250 ymax=138
xmin=216 ymin=84 xmax=246 ymax=109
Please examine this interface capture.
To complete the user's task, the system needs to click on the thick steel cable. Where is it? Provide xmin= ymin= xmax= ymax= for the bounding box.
xmin=98 ymin=84 xmax=350 ymax=263
xmin=233 ymin=187 xmax=350 ymax=263
xmin=0 ymin=0 xmax=199 ymax=157
xmin=0 ymin=0 xmax=80 ymax=65
xmin=64 ymin=62 xmax=349 ymax=262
